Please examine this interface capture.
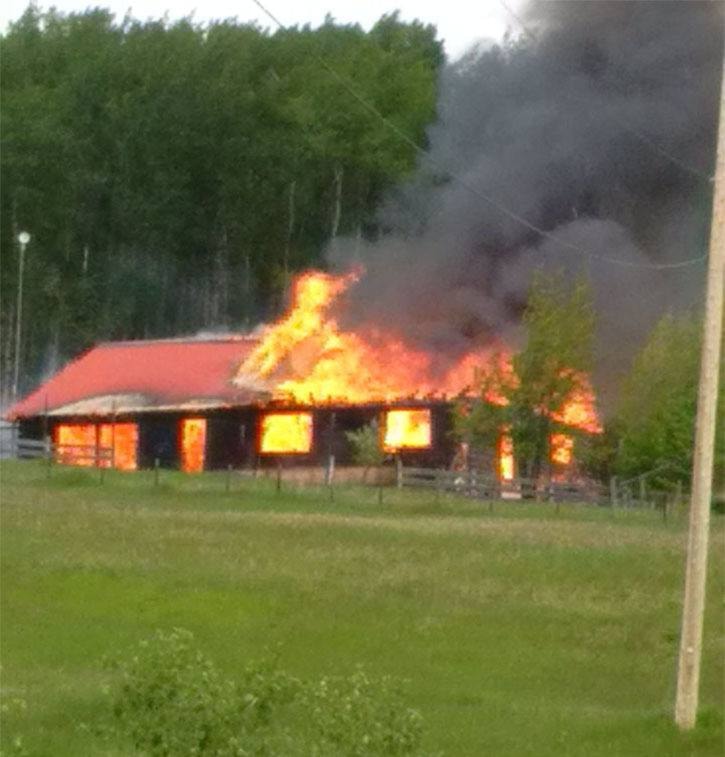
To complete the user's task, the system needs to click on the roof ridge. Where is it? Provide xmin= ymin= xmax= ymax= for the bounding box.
xmin=97 ymin=334 xmax=257 ymax=348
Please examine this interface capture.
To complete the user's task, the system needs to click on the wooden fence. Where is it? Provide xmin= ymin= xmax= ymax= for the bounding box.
xmin=1 ymin=434 xmax=113 ymax=469
xmin=400 ymin=467 xmax=609 ymax=505
xmin=399 ymin=466 xmax=691 ymax=515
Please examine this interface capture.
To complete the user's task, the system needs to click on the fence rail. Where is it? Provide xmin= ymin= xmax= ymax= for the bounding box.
xmin=400 ymin=466 xmax=684 ymax=509
xmin=1 ymin=429 xmax=690 ymax=513
xmin=1 ymin=434 xmax=113 ymax=467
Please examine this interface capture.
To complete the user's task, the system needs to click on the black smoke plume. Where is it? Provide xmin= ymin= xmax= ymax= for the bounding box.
xmin=328 ymin=1 xmax=723 ymax=405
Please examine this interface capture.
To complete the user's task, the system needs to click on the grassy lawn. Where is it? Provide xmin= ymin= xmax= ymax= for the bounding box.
xmin=1 ymin=460 xmax=722 ymax=755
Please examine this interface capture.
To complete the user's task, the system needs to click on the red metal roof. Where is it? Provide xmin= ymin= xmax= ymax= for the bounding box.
xmin=7 ymin=337 xmax=264 ymax=420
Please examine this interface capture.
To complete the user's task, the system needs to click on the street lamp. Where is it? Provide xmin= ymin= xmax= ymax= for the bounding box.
xmin=12 ymin=231 xmax=31 ymax=400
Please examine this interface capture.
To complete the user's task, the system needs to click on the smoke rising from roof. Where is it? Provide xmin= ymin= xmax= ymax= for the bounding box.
xmin=327 ymin=1 xmax=723 ymax=403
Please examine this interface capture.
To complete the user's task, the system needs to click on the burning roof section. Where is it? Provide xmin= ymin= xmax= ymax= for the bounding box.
xmin=8 ymin=270 xmax=601 ymax=437
xmin=7 ymin=336 xmax=264 ymax=419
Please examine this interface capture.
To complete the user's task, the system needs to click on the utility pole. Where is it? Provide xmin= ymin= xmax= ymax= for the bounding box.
xmin=674 ymin=52 xmax=725 ymax=731
xmin=12 ymin=231 xmax=30 ymax=400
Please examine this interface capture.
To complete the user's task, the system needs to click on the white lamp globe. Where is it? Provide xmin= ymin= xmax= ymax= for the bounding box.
xmin=17 ymin=231 xmax=31 ymax=245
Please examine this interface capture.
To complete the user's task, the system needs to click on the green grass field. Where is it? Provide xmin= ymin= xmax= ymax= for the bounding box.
xmin=1 ymin=460 xmax=723 ymax=755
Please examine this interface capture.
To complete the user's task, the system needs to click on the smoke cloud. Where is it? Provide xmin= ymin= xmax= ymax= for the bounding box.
xmin=327 ymin=1 xmax=723 ymax=405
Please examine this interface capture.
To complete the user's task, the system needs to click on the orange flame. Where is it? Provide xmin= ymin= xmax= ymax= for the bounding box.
xmin=236 ymin=270 xmax=495 ymax=404
xmin=237 ymin=269 xmax=601 ymax=460
xmin=383 ymin=409 xmax=432 ymax=452
xmin=499 ymin=432 xmax=515 ymax=481
xmin=550 ymin=380 xmax=601 ymax=434
xmin=180 ymin=418 xmax=206 ymax=473
xmin=260 ymin=412 xmax=313 ymax=454
xmin=99 ymin=423 xmax=138 ymax=471
xmin=55 ymin=422 xmax=138 ymax=469
xmin=550 ymin=433 xmax=574 ymax=466
xmin=55 ymin=423 xmax=96 ymax=466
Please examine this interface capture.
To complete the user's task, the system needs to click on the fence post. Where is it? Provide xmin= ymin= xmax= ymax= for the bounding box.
xmin=396 ymin=454 xmax=403 ymax=489
xmin=276 ymin=461 xmax=282 ymax=493
xmin=325 ymin=454 xmax=335 ymax=487
xmin=45 ymin=437 xmax=53 ymax=479
xmin=609 ymin=476 xmax=618 ymax=508
xmin=154 ymin=458 xmax=160 ymax=486
xmin=639 ymin=475 xmax=647 ymax=506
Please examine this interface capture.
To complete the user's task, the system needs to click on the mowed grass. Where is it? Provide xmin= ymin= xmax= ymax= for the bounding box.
xmin=1 ymin=461 xmax=722 ymax=756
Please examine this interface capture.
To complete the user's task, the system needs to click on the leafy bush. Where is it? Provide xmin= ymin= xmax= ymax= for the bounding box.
xmin=302 ymin=668 xmax=423 ymax=756
xmin=100 ymin=629 xmax=425 ymax=756
xmin=102 ymin=628 xmax=245 ymax=755
xmin=100 ymin=629 xmax=301 ymax=755
xmin=345 ymin=424 xmax=385 ymax=475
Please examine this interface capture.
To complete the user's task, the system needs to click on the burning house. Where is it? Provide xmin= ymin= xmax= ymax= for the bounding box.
xmin=6 ymin=270 xmax=600 ymax=476
xmin=6 ymin=334 xmax=459 ymax=473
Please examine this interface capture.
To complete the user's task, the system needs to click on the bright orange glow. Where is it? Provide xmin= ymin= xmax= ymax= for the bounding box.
xmin=55 ymin=424 xmax=96 ymax=466
xmin=180 ymin=418 xmax=207 ymax=473
xmin=499 ymin=433 xmax=515 ymax=481
xmin=550 ymin=433 xmax=574 ymax=465
xmin=383 ymin=409 xmax=432 ymax=452
xmin=235 ymin=269 xmax=497 ymax=403
xmin=260 ymin=412 xmax=313 ymax=454
xmin=551 ymin=379 xmax=602 ymax=434
xmin=234 ymin=269 xmax=601 ymax=439
xmin=99 ymin=423 xmax=138 ymax=471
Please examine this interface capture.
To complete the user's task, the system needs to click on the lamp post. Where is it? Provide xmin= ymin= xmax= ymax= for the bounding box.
xmin=12 ymin=231 xmax=30 ymax=400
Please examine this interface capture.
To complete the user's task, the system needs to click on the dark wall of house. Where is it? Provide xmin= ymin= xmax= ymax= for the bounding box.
xmin=205 ymin=408 xmax=257 ymax=470
xmin=138 ymin=414 xmax=180 ymax=469
xmin=18 ymin=417 xmax=45 ymax=440
xmin=21 ymin=401 xmax=459 ymax=471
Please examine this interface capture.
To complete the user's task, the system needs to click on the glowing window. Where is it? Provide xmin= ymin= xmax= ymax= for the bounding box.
xmin=550 ymin=433 xmax=574 ymax=465
xmin=383 ymin=409 xmax=432 ymax=452
xmin=180 ymin=418 xmax=207 ymax=473
xmin=260 ymin=412 xmax=313 ymax=454
xmin=55 ymin=424 xmax=97 ymax=467
xmin=99 ymin=423 xmax=138 ymax=471
xmin=499 ymin=432 xmax=515 ymax=481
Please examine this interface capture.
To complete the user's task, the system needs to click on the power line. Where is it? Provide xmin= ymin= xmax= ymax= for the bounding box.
xmin=250 ymin=0 xmax=708 ymax=271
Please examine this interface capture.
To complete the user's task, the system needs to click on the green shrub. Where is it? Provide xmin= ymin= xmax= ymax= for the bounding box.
xmin=102 ymin=628 xmax=245 ymax=755
xmin=100 ymin=629 xmax=425 ymax=756
xmin=302 ymin=667 xmax=423 ymax=756
xmin=345 ymin=425 xmax=385 ymax=470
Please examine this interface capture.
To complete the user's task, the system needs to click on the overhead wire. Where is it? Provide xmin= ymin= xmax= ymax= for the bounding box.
xmin=250 ymin=0 xmax=709 ymax=271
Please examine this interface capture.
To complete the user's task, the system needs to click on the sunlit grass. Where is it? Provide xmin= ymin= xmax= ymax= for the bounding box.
xmin=1 ymin=460 xmax=722 ymax=755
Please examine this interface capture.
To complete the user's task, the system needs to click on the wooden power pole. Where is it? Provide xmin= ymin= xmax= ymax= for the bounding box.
xmin=674 ymin=52 xmax=725 ymax=730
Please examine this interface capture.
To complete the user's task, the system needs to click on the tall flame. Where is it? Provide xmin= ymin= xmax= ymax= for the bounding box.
xmin=236 ymin=269 xmax=601 ymax=447
xmin=236 ymin=270 xmax=495 ymax=404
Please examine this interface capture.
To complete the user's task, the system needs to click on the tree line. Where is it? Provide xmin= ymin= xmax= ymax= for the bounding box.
xmin=1 ymin=7 xmax=443 ymax=398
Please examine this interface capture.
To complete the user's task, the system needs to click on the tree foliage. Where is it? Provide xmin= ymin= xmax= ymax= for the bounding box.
xmin=509 ymin=272 xmax=594 ymax=476
xmin=345 ymin=423 xmax=385 ymax=470
xmin=454 ymin=272 xmax=595 ymax=478
xmin=0 ymin=8 xmax=443 ymax=399
xmin=611 ymin=312 xmax=724 ymax=489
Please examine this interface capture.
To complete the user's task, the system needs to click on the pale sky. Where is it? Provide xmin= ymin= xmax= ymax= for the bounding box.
xmin=1 ymin=0 xmax=516 ymax=59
